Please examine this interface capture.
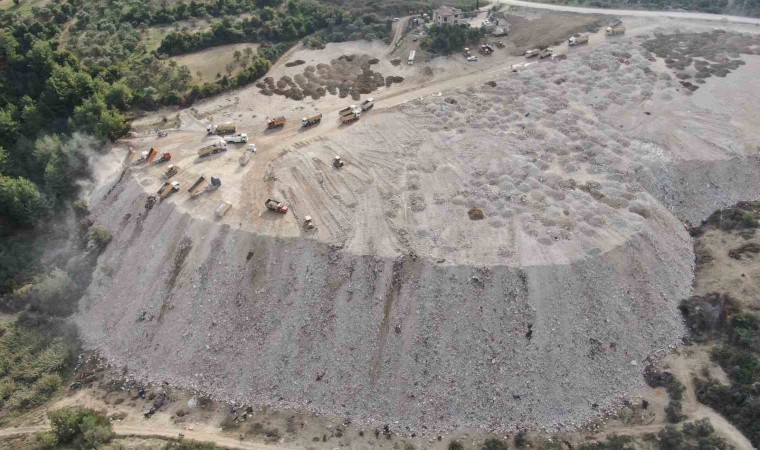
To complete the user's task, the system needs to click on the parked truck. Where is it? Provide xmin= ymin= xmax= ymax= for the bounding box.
xmin=225 ymin=133 xmax=248 ymax=143
xmin=569 ymin=34 xmax=589 ymax=46
xmin=360 ymin=98 xmax=374 ymax=111
xmin=239 ymin=144 xmax=256 ymax=166
xmin=525 ymin=48 xmax=540 ymax=58
xmin=215 ymin=201 xmax=232 ymax=218
xmin=154 ymin=152 xmax=171 ymax=164
xmin=132 ymin=148 xmax=157 ymax=166
xmin=207 ymin=123 xmax=236 ymax=135
xmin=190 ymin=176 xmax=221 ymax=198
xmin=198 ymin=140 xmax=227 ymax=158
xmin=302 ymin=113 xmax=322 ymax=127
xmin=267 ymin=116 xmax=286 ymax=129
xmin=265 ymin=199 xmax=288 ymax=214
xmin=408 ymin=50 xmax=416 ymax=65
xmin=339 ymin=105 xmax=361 ymax=124
xmin=606 ymin=24 xmax=626 ymax=36
xmin=539 ymin=48 xmax=553 ymax=59
xmin=157 ymin=181 xmax=180 ymax=199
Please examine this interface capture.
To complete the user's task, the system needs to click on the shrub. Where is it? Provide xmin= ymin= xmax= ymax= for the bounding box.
xmin=86 ymin=225 xmax=111 ymax=247
xmin=449 ymin=440 xmax=464 ymax=450
xmin=482 ymin=438 xmax=509 ymax=450
xmin=665 ymin=400 xmax=685 ymax=423
xmin=48 ymin=407 xmax=113 ymax=448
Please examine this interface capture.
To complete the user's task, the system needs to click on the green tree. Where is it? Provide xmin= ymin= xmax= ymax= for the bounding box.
xmin=48 ymin=407 xmax=113 ymax=448
xmin=482 ymin=438 xmax=509 ymax=450
xmin=104 ymin=82 xmax=134 ymax=110
xmin=0 ymin=175 xmax=48 ymax=226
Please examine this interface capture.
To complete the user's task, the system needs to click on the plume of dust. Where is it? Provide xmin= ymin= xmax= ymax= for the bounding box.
xmin=70 ymin=133 xmax=129 ymax=206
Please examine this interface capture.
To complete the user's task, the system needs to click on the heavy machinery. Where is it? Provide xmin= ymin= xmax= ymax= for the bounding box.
xmin=494 ymin=40 xmax=505 ymax=49
xmin=157 ymin=181 xmax=180 ymax=199
xmin=265 ymin=199 xmax=288 ymax=214
xmin=525 ymin=49 xmax=540 ymax=58
xmin=164 ymin=165 xmax=180 ymax=179
xmin=539 ymin=48 xmax=553 ymax=59
xmin=606 ymin=24 xmax=626 ymax=36
xmin=569 ymin=34 xmax=589 ymax=46
xmin=339 ymin=105 xmax=361 ymax=124
xmin=198 ymin=140 xmax=227 ymax=158
xmin=207 ymin=123 xmax=236 ymax=135
xmin=190 ymin=176 xmax=221 ymax=198
xmin=302 ymin=113 xmax=322 ymax=127
xmin=408 ymin=50 xmax=416 ymax=65
xmin=463 ymin=47 xmax=472 ymax=57
xmin=360 ymin=98 xmax=374 ymax=111
xmin=303 ymin=216 xmax=315 ymax=230
xmin=267 ymin=116 xmax=286 ymax=129
xmin=225 ymin=133 xmax=248 ymax=143
xmin=239 ymin=144 xmax=256 ymax=166
xmin=215 ymin=201 xmax=232 ymax=218
xmin=154 ymin=152 xmax=171 ymax=164
xmin=479 ymin=44 xmax=494 ymax=55
xmin=333 ymin=156 xmax=345 ymax=168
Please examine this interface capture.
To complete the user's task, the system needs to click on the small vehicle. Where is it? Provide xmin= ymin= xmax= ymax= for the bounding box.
xmin=157 ymin=130 xmax=168 ymax=138
xmin=265 ymin=199 xmax=288 ymax=214
xmin=525 ymin=49 xmax=540 ymax=58
xmin=267 ymin=116 xmax=286 ymax=129
xmin=467 ymin=55 xmax=478 ymax=62
xmin=215 ymin=201 xmax=232 ymax=218
xmin=393 ymin=17 xmax=400 ymax=22
xmin=360 ymin=98 xmax=374 ymax=111
xmin=225 ymin=132 xmax=248 ymax=143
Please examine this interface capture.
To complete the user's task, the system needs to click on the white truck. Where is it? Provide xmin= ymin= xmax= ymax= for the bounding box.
xmin=206 ymin=123 xmax=236 ymax=135
xmin=225 ymin=132 xmax=248 ymax=143
xmin=408 ymin=50 xmax=416 ymax=65
xmin=239 ymin=144 xmax=256 ymax=166
xmin=569 ymin=34 xmax=589 ymax=46
xmin=360 ymin=98 xmax=374 ymax=111
xmin=339 ymin=105 xmax=362 ymax=124
xmin=302 ymin=113 xmax=322 ymax=127
xmin=525 ymin=48 xmax=540 ymax=58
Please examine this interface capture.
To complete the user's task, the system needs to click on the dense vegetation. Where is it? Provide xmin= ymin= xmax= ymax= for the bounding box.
xmin=34 ymin=407 xmax=113 ymax=449
xmin=0 ymin=316 xmax=77 ymax=415
xmin=529 ymin=0 xmax=760 ymax=18
xmin=420 ymin=23 xmax=487 ymax=54
xmin=575 ymin=419 xmax=730 ymax=449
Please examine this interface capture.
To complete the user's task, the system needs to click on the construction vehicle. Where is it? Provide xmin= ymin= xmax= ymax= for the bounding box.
xmin=266 ymin=116 xmax=286 ymax=129
xmin=198 ymin=140 xmax=227 ymax=158
xmin=164 ymin=165 xmax=180 ymax=179
xmin=154 ymin=152 xmax=171 ymax=164
xmin=304 ymin=216 xmax=315 ymax=230
xmin=215 ymin=201 xmax=232 ymax=218
xmin=225 ymin=133 xmax=248 ymax=143
xmin=188 ymin=175 xmax=206 ymax=194
xmin=360 ymin=98 xmax=374 ymax=111
xmin=525 ymin=48 xmax=540 ymax=58
xmin=302 ymin=113 xmax=322 ymax=127
xmin=408 ymin=50 xmax=416 ymax=65
xmin=333 ymin=156 xmax=345 ymax=168
xmin=606 ymin=24 xmax=626 ymax=36
xmin=539 ymin=48 xmax=553 ymax=59
xmin=157 ymin=181 xmax=180 ymax=199
xmin=479 ymin=44 xmax=494 ymax=55
xmin=132 ymin=148 xmax=154 ymax=166
xmin=463 ymin=47 xmax=472 ymax=57
xmin=339 ymin=105 xmax=361 ymax=124
xmin=494 ymin=40 xmax=505 ymax=49
xmin=568 ymin=34 xmax=589 ymax=46
xmin=265 ymin=199 xmax=288 ymax=214
xmin=190 ymin=176 xmax=221 ymax=198
xmin=207 ymin=123 xmax=236 ymax=135
xmin=239 ymin=144 xmax=256 ymax=166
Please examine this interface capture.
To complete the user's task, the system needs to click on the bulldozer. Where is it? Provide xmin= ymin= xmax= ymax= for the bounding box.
xmin=164 ymin=165 xmax=180 ymax=179
xmin=265 ymin=199 xmax=288 ymax=214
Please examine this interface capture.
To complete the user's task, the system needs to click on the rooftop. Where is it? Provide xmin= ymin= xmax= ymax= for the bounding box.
xmin=434 ymin=5 xmax=463 ymax=17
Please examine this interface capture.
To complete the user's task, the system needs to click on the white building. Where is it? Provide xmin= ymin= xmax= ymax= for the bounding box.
xmin=432 ymin=6 xmax=464 ymax=25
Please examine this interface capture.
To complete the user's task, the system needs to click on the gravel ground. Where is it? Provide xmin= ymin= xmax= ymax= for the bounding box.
xmin=78 ymin=31 xmax=760 ymax=434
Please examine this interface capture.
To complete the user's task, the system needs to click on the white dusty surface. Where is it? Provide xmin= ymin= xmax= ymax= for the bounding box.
xmin=79 ymin=19 xmax=760 ymax=435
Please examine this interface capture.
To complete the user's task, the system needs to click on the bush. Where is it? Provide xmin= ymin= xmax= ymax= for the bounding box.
xmin=420 ymin=24 xmax=487 ymax=55
xmin=665 ymin=400 xmax=685 ymax=423
xmin=482 ymin=438 xmax=509 ymax=450
xmin=449 ymin=440 xmax=464 ymax=450
xmin=48 ymin=407 xmax=113 ymax=448
xmin=86 ymin=225 xmax=112 ymax=247
xmin=578 ymin=434 xmax=634 ymax=449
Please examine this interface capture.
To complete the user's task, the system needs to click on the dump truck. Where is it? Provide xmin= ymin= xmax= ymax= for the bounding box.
xmin=360 ymin=98 xmax=374 ymax=111
xmin=154 ymin=152 xmax=171 ymax=164
xmin=164 ymin=165 xmax=180 ymax=179
xmin=190 ymin=176 xmax=221 ymax=198
xmin=225 ymin=133 xmax=248 ymax=143
xmin=267 ymin=116 xmax=286 ymax=129
xmin=539 ymin=48 xmax=553 ymax=59
xmin=146 ymin=148 xmax=160 ymax=163
xmin=207 ymin=123 xmax=236 ymax=135
xmin=157 ymin=181 xmax=180 ymax=199
xmin=569 ymin=34 xmax=589 ymax=46
xmin=333 ymin=156 xmax=345 ymax=168
xmin=606 ymin=24 xmax=626 ymax=36
xmin=302 ymin=113 xmax=322 ymax=127
xmin=265 ymin=199 xmax=288 ymax=214
xmin=215 ymin=201 xmax=232 ymax=218
xmin=239 ymin=144 xmax=256 ymax=166
xmin=198 ymin=140 xmax=227 ymax=158
xmin=339 ymin=105 xmax=361 ymax=124
xmin=188 ymin=175 xmax=206 ymax=194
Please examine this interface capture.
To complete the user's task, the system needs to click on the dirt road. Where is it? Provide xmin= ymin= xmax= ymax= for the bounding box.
xmin=496 ymin=0 xmax=760 ymax=24
xmin=387 ymin=16 xmax=410 ymax=55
